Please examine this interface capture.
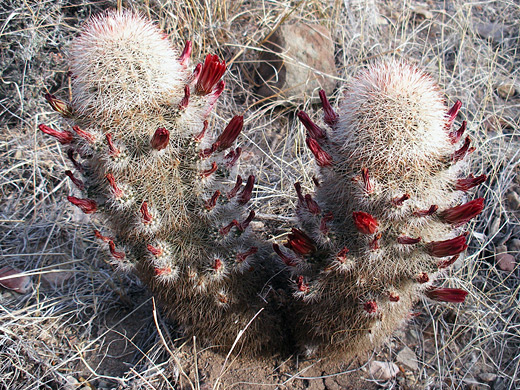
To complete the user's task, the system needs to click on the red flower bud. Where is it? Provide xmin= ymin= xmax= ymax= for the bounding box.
xmin=294 ymin=182 xmax=305 ymax=204
xmin=352 ymin=211 xmax=378 ymax=234
xmin=284 ymin=228 xmax=316 ymax=256
xmin=147 ymin=244 xmax=163 ymax=257
xmin=417 ymin=272 xmax=429 ymax=283
xmin=273 ymin=243 xmax=297 ymax=267
xmin=449 ymin=120 xmax=466 ymax=144
xmin=227 ymin=175 xmax=243 ymax=199
xmin=67 ymin=149 xmax=84 ymax=172
xmin=297 ymin=275 xmax=309 ymax=293
xmin=178 ymin=85 xmax=190 ymax=110
xmin=205 ymin=190 xmax=220 ymax=211
xmin=224 ymin=147 xmax=242 ymax=168
xmin=94 ymin=230 xmax=112 ymax=243
xmin=67 ymin=196 xmax=97 ymax=214
xmin=425 ymin=287 xmax=468 ymax=303
xmin=219 ymin=220 xmax=238 ymax=236
xmin=453 ymin=136 xmax=475 ymax=162
xmin=297 ymin=111 xmax=326 ymax=139
xmin=194 ymin=120 xmax=209 ymax=142
xmin=237 ymin=210 xmax=255 ymax=231
xmin=215 ymin=116 xmax=243 ymax=151
xmin=438 ymin=254 xmax=459 ymax=269
xmin=414 ymin=205 xmax=438 ymax=217
xmin=427 ymin=235 xmax=468 ymax=257
xmin=238 ymin=175 xmax=254 ymax=205
xmin=361 ymin=167 xmax=374 ymax=194
xmin=319 ymin=89 xmax=338 ymax=127
xmin=195 ymin=54 xmax=226 ymax=95
xmin=140 ymin=202 xmax=153 ymax=224
xmin=178 ymin=40 xmax=192 ymax=66
xmin=364 ymin=300 xmax=377 ymax=314
xmin=44 ymin=93 xmax=72 ymax=117
xmin=106 ymin=173 xmax=123 ymax=198
xmin=105 ymin=133 xmax=120 ymax=157
xmin=304 ymin=194 xmax=321 ymax=215
xmin=440 ymin=198 xmax=484 ymax=225
xmin=236 ymin=247 xmax=258 ymax=263
xmin=397 ymin=236 xmax=421 ymax=245
xmin=336 ymin=247 xmax=349 ymax=263
xmin=64 ymin=170 xmax=84 ymax=190
xmin=213 ymin=258 xmax=222 ymax=271
xmin=320 ymin=212 xmax=334 ymax=235
xmin=455 ymin=174 xmax=487 ymax=191
xmin=72 ymin=126 xmax=95 ymax=144
xmin=108 ymin=240 xmax=125 ymax=260
xmin=200 ymin=162 xmax=218 ymax=178
xmin=370 ymin=232 xmax=382 ymax=250
xmin=200 ymin=142 xmax=219 ymax=158
xmin=155 ymin=267 xmax=172 ymax=276
xmin=151 ymin=127 xmax=170 ymax=151
xmin=446 ymin=100 xmax=462 ymax=129
xmin=306 ymin=137 xmax=333 ymax=167
xmin=392 ymin=194 xmax=410 ymax=206
xmin=388 ymin=292 xmax=400 ymax=302
xmin=38 ymin=124 xmax=73 ymax=144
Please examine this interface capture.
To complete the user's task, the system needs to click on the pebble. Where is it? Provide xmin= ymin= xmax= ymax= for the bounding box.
xmin=506 ymin=191 xmax=520 ymax=211
xmin=497 ymin=82 xmax=518 ymax=99
xmin=508 ymin=238 xmax=520 ymax=252
xmin=0 ymin=266 xmax=33 ymax=294
xmin=478 ymin=372 xmax=497 ymax=382
xmin=475 ymin=22 xmax=508 ymax=43
xmin=368 ymin=361 xmax=400 ymax=380
xmin=396 ymin=346 xmax=419 ymax=371
xmin=496 ymin=253 xmax=516 ymax=272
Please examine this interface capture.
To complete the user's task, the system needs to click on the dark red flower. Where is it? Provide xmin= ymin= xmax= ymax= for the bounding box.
xmin=446 ymin=100 xmax=462 ymax=129
xmin=227 ymin=175 xmax=243 ymax=199
xmin=67 ymin=196 xmax=97 ymax=214
xmin=237 ymin=210 xmax=255 ymax=232
xmin=352 ymin=211 xmax=378 ymax=234
xmin=44 ymin=93 xmax=72 ymax=117
xmin=440 ymin=198 xmax=484 ymax=225
xmin=273 ymin=243 xmax=297 ymax=267
xmin=236 ymin=247 xmax=258 ymax=263
xmin=179 ymin=85 xmax=190 ymax=110
xmin=397 ymin=236 xmax=421 ymax=245
xmin=304 ymin=194 xmax=321 ymax=215
xmin=67 ymin=149 xmax=83 ymax=172
xmin=64 ymin=170 xmax=84 ymax=190
xmin=105 ymin=173 xmax=123 ymax=198
xmin=414 ymin=205 xmax=438 ymax=217
xmin=449 ymin=120 xmax=466 ymax=144
xmin=438 ymin=254 xmax=459 ymax=269
xmin=364 ymin=300 xmax=377 ymax=314
xmin=284 ymin=228 xmax=316 ymax=256
xmin=219 ymin=220 xmax=238 ymax=236
xmin=319 ymin=89 xmax=338 ymax=126
xmin=392 ymin=194 xmax=410 ymax=206
xmin=320 ymin=212 xmax=333 ymax=235
xmin=336 ymin=247 xmax=349 ymax=263
xmin=195 ymin=54 xmax=226 ymax=95
xmin=215 ymin=116 xmax=243 ymax=151
xmin=108 ymin=240 xmax=125 ymax=260
xmin=294 ymin=182 xmax=305 ymax=204
xmin=200 ymin=162 xmax=218 ymax=178
xmin=72 ymin=126 xmax=95 ymax=144
xmin=155 ymin=267 xmax=172 ymax=276
xmin=94 ymin=230 xmax=112 ymax=243
xmin=147 ymin=244 xmax=163 ymax=257
xmin=297 ymin=276 xmax=309 ymax=293
xmin=388 ymin=292 xmax=400 ymax=302
xmin=416 ymin=272 xmax=429 ymax=283
xmin=205 ymin=191 xmax=220 ymax=211
xmin=370 ymin=232 xmax=382 ymax=250
xmin=213 ymin=258 xmax=222 ymax=271
xmin=455 ymin=174 xmax=487 ymax=191
xmin=427 ymin=235 xmax=468 ymax=257
xmin=453 ymin=136 xmax=475 ymax=162
xmin=140 ymin=202 xmax=153 ymax=224
xmin=39 ymin=124 xmax=73 ymax=144
xmin=178 ymin=40 xmax=192 ymax=66
xmin=238 ymin=175 xmax=254 ymax=205
xmin=225 ymin=147 xmax=242 ymax=168
xmin=297 ymin=111 xmax=326 ymax=139
xmin=306 ymin=137 xmax=333 ymax=167
xmin=425 ymin=288 xmax=468 ymax=303
xmin=151 ymin=127 xmax=170 ymax=151
xmin=194 ymin=120 xmax=208 ymax=142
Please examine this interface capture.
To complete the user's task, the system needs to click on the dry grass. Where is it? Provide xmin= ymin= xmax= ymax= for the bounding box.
xmin=1 ymin=0 xmax=519 ymax=388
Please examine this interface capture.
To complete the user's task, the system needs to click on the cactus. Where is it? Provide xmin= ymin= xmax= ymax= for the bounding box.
xmin=273 ymin=61 xmax=485 ymax=358
xmin=39 ymin=11 xmax=283 ymax=353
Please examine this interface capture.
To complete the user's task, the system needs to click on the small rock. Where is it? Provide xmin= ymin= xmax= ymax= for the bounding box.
xmin=488 ymin=217 xmax=501 ymax=238
xmin=368 ymin=361 xmax=400 ymax=381
xmin=478 ymin=372 xmax=497 ymax=382
xmin=496 ymin=253 xmax=516 ymax=272
xmin=396 ymin=346 xmax=419 ymax=371
xmin=506 ymin=191 xmax=520 ymax=210
xmin=42 ymin=270 xmax=73 ymax=287
xmin=0 ymin=266 xmax=33 ymax=294
xmin=410 ymin=3 xmax=433 ymax=20
xmin=256 ymin=23 xmax=337 ymax=103
xmin=508 ymin=238 xmax=520 ymax=252
xmin=475 ymin=22 xmax=508 ymax=43
xmin=496 ymin=82 xmax=518 ymax=99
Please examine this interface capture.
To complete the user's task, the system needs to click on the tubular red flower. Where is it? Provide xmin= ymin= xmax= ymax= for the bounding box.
xmin=414 ymin=205 xmax=438 ymax=217
xmin=312 ymin=176 xmax=320 ymax=187
xmin=151 ymin=127 xmax=170 ymax=151
xmin=297 ymin=276 xmax=309 ymax=293
xmin=200 ymin=162 xmax=218 ymax=178
xmin=446 ymin=100 xmax=462 ymax=129
xmin=397 ymin=236 xmax=421 ymax=245
xmin=205 ymin=190 xmax=220 ymax=211
xmin=304 ymin=194 xmax=321 ymax=215
xmin=453 ymin=136 xmax=475 ymax=162
xmin=273 ymin=243 xmax=297 ymax=267
xmin=219 ymin=220 xmax=238 ymax=236
xmin=194 ymin=120 xmax=209 ymax=142
xmin=147 ymin=244 xmax=163 ymax=257
xmin=140 ymin=202 xmax=153 ymax=224
xmin=336 ymin=247 xmax=349 ymax=263
xmin=297 ymin=111 xmax=326 ymax=139
xmin=440 ymin=198 xmax=485 ymax=225
xmin=72 ymin=125 xmax=95 ymax=144
xmin=361 ymin=167 xmax=374 ymax=194
xmin=364 ymin=300 xmax=377 ymax=314
xmin=306 ymin=137 xmax=333 ymax=167
xmin=224 ymin=147 xmax=242 ymax=168
xmin=352 ymin=211 xmax=378 ymax=234
xmin=195 ymin=54 xmax=226 ymax=95
xmin=284 ymin=228 xmax=316 ymax=256
xmin=39 ymin=124 xmax=73 ymax=144
xmin=236 ymin=247 xmax=258 ymax=263
xmin=237 ymin=210 xmax=255 ymax=232
xmin=215 ymin=116 xmax=243 ymax=151
xmin=200 ymin=142 xmax=219 ymax=159
xmin=227 ymin=175 xmax=243 ymax=199
xmin=392 ymin=193 xmax=410 ymax=206
xmin=294 ymin=182 xmax=305 ymax=204
xmin=106 ymin=173 xmax=123 ymax=198
xmin=178 ymin=40 xmax=192 ymax=66
xmin=44 ymin=93 xmax=72 ymax=117
xmin=179 ymin=85 xmax=190 ymax=110
xmin=438 ymin=254 xmax=459 ymax=269
xmin=94 ymin=230 xmax=112 ymax=243
xmin=238 ymin=175 xmax=254 ymax=205
xmin=67 ymin=196 xmax=97 ymax=214
xmin=108 ymin=240 xmax=125 ymax=260
xmin=67 ymin=149 xmax=83 ymax=172
xmin=427 ymin=235 xmax=468 ymax=257
xmin=449 ymin=120 xmax=466 ymax=144
xmin=319 ymin=89 xmax=338 ymax=126
xmin=425 ymin=288 xmax=468 ymax=303
xmin=105 ymin=133 xmax=120 ymax=156
xmin=64 ymin=170 xmax=84 ymax=190
xmin=455 ymin=174 xmax=487 ymax=191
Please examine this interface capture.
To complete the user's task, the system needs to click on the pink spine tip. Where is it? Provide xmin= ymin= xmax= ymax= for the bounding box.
xmin=151 ymin=127 xmax=170 ymax=151
xmin=297 ymin=111 xmax=326 ymax=139
xmin=455 ymin=174 xmax=487 ymax=192
xmin=237 ymin=175 xmax=254 ymax=205
xmin=352 ymin=211 xmax=378 ymax=234
xmin=215 ymin=116 xmax=244 ymax=151
xmin=370 ymin=232 xmax=382 ymax=250
xmin=319 ymin=89 xmax=338 ymax=126
xmin=67 ymin=196 xmax=97 ymax=214
xmin=44 ymin=93 xmax=72 ymax=117
xmin=426 ymin=288 xmax=468 ymax=303
xmin=38 ymin=124 xmax=73 ymax=144
xmin=306 ymin=137 xmax=333 ymax=167
xmin=64 ymin=170 xmax=84 ymax=190
xmin=195 ymin=54 xmax=226 ymax=95
xmin=427 ymin=235 xmax=468 ymax=257
xmin=178 ymin=40 xmax=192 ymax=66
xmin=140 ymin=202 xmax=153 ymax=224
xmin=440 ymin=198 xmax=485 ymax=225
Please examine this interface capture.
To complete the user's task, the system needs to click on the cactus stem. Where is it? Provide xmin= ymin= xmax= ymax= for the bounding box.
xmin=151 ymin=127 xmax=170 ymax=151
xmin=455 ymin=174 xmax=487 ymax=191
xmin=67 ymin=196 xmax=97 ymax=214
xmin=237 ymin=175 xmax=254 ymax=205
xmin=397 ymin=236 xmax=421 ymax=245
xmin=39 ymin=124 xmax=74 ymax=144
xmin=440 ymin=198 xmax=485 ymax=225
xmin=64 ymin=170 xmax=85 ymax=190
xmin=297 ymin=111 xmax=326 ymax=139
xmin=392 ymin=193 xmax=410 ymax=206
xmin=44 ymin=93 xmax=73 ymax=117
xmin=227 ymin=175 xmax=243 ymax=199
xmin=449 ymin=120 xmax=467 ymax=144
xmin=318 ymin=89 xmax=338 ymax=127
xmin=205 ymin=190 xmax=220 ymax=211
xmin=178 ymin=40 xmax=192 ymax=66
xmin=414 ymin=205 xmax=438 ymax=217
xmin=353 ymin=211 xmax=378 ymax=234
xmin=200 ymin=162 xmax=218 ymax=178
xmin=195 ymin=54 xmax=226 ymax=95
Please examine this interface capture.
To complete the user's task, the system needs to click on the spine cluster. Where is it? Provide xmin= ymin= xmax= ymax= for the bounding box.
xmin=273 ymin=61 xmax=485 ymax=357
xmin=40 ymin=11 xmax=282 ymax=353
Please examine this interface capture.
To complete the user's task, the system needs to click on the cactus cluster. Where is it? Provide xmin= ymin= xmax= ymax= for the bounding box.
xmin=40 ymin=12 xmax=485 ymax=358
xmin=272 ymin=61 xmax=485 ymax=357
